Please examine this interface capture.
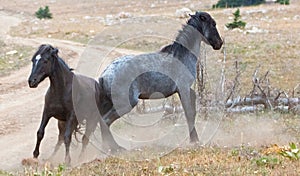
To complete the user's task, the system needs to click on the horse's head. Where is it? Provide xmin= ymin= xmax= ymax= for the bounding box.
xmin=28 ymin=44 xmax=58 ymax=88
xmin=188 ymin=11 xmax=223 ymax=50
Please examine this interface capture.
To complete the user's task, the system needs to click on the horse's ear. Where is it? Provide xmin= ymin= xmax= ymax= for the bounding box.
xmin=51 ymin=48 xmax=59 ymax=56
xmin=39 ymin=44 xmax=46 ymax=49
xmin=189 ymin=14 xmax=196 ymax=18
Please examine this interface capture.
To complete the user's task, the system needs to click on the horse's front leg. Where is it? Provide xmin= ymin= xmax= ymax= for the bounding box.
xmin=33 ymin=111 xmax=51 ymax=158
xmin=64 ymin=111 xmax=77 ymax=166
xmin=178 ymin=88 xmax=199 ymax=143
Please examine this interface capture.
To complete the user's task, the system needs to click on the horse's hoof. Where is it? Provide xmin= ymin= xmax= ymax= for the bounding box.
xmin=64 ymin=156 xmax=71 ymax=167
xmin=33 ymin=151 xmax=39 ymax=158
xmin=190 ymin=139 xmax=200 ymax=144
xmin=78 ymin=153 xmax=86 ymax=162
xmin=190 ymin=135 xmax=200 ymax=144
xmin=114 ymin=145 xmax=126 ymax=153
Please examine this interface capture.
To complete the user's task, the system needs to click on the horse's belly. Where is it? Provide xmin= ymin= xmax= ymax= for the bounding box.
xmin=136 ymin=73 xmax=177 ymax=99
xmin=53 ymin=114 xmax=67 ymax=121
xmin=139 ymin=91 xmax=174 ymax=99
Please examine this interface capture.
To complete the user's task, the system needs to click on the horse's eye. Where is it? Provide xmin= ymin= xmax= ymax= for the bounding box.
xmin=212 ymin=21 xmax=216 ymax=27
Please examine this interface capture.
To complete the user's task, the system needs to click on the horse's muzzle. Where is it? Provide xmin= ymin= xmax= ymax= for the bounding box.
xmin=28 ymin=78 xmax=39 ymax=88
xmin=213 ymin=40 xmax=223 ymax=50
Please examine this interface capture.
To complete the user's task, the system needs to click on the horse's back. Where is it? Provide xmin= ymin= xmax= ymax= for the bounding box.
xmin=100 ymin=53 xmax=169 ymax=81
xmin=99 ymin=52 xmax=181 ymax=100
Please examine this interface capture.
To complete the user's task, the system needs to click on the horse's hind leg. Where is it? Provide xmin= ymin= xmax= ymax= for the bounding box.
xmin=98 ymin=91 xmax=139 ymax=152
xmin=64 ymin=112 xmax=77 ymax=166
xmin=189 ymin=88 xmax=199 ymax=142
xmin=49 ymin=120 xmax=65 ymax=160
xmin=178 ymin=88 xmax=199 ymax=143
xmin=79 ymin=118 xmax=98 ymax=160
xmin=100 ymin=99 xmax=138 ymax=152
xmin=103 ymin=94 xmax=139 ymax=127
xmin=100 ymin=108 xmax=126 ymax=152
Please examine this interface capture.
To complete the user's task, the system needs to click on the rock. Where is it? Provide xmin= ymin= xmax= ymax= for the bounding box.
xmin=232 ymin=28 xmax=243 ymax=33
xmin=117 ymin=12 xmax=132 ymax=19
xmin=6 ymin=50 xmax=18 ymax=55
xmin=175 ymin=8 xmax=192 ymax=18
xmin=293 ymin=15 xmax=300 ymax=20
xmin=245 ymin=9 xmax=268 ymax=15
xmin=104 ymin=14 xmax=116 ymax=26
xmin=84 ymin=16 xmax=92 ymax=20
xmin=245 ymin=26 xmax=268 ymax=34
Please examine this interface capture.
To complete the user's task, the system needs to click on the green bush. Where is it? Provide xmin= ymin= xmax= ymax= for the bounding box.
xmin=276 ymin=0 xmax=289 ymax=5
xmin=213 ymin=0 xmax=266 ymax=8
xmin=226 ymin=9 xmax=246 ymax=30
xmin=35 ymin=6 xmax=52 ymax=19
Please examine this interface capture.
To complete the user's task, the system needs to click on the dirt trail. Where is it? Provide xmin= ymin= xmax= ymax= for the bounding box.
xmin=0 ymin=12 xmax=88 ymax=171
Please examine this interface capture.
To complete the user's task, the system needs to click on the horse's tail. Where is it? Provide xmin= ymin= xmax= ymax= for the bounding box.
xmin=95 ymin=78 xmax=101 ymax=106
xmin=95 ymin=77 xmax=112 ymax=118
xmin=96 ymin=77 xmax=107 ymax=104
xmin=97 ymin=77 xmax=104 ymax=91
xmin=73 ymin=121 xmax=84 ymax=143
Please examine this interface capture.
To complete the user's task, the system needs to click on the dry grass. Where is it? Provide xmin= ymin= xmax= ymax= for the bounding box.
xmin=39 ymin=145 xmax=298 ymax=175
xmin=0 ymin=40 xmax=34 ymax=76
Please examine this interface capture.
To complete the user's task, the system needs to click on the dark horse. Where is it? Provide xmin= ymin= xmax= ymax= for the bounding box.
xmin=28 ymin=44 xmax=119 ymax=165
xmin=97 ymin=11 xmax=223 ymax=145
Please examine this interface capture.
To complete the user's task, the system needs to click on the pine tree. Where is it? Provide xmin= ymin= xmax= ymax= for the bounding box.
xmin=226 ymin=9 xmax=246 ymax=30
xmin=35 ymin=6 xmax=52 ymax=19
xmin=276 ymin=0 xmax=289 ymax=5
xmin=213 ymin=0 xmax=266 ymax=8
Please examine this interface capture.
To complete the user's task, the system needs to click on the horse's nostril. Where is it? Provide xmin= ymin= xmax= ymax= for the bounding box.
xmin=28 ymin=78 xmax=38 ymax=87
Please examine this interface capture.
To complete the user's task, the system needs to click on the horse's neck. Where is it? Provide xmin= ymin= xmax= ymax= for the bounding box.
xmin=49 ymin=61 xmax=73 ymax=92
xmin=175 ymin=25 xmax=202 ymax=57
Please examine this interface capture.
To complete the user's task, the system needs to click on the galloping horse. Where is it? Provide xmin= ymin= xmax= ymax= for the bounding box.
xmin=97 ymin=11 xmax=223 ymax=146
xmin=28 ymin=44 xmax=119 ymax=165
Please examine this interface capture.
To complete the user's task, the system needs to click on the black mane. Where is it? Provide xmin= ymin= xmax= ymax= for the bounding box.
xmin=36 ymin=44 xmax=74 ymax=71
xmin=57 ymin=56 xmax=74 ymax=71
xmin=160 ymin=42 xmax=190 ymax=59
xmin=160 ymin=11 xmax=211 ymax=59
xmin=160 ymin=23 xmax=198 ymax=58
xmin=186 ymin=12 xmax=203 ymax=34
xmin=160 ymin=12 xmax=206 ymax=58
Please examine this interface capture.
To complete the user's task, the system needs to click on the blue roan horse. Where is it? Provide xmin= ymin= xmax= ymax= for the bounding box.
xmin=97 ymin=11 xmax=223 ymax=145
xmin=28 ymin=45 xmax=120 ymax=165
